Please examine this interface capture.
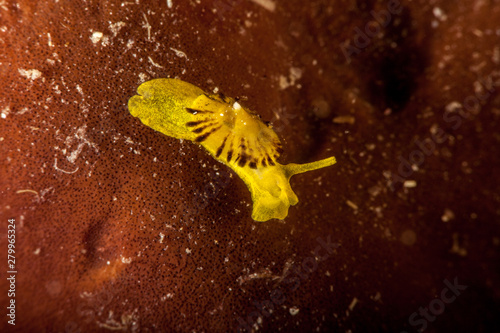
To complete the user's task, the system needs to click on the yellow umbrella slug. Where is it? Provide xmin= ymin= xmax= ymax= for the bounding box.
xmin=128 ymin=78 xmax=336 ymax=222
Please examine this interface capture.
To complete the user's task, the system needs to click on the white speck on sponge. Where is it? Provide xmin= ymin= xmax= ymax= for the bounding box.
xmin=348 ymin=297 xmax=358 ymax=311
xmin=404 ymin=180 xmax=417 ymax=188
xmin=432 ymin=7 xmax=447 ymax=21
xmin=90 ymin=31 xmax=103 ymax=44
xmin=1 ymin=106 xmax=10 ymax=119
xmin=108 ymin=21 xmax=126 ymax=37
xmin=18 ymin=68 xmax=42 ymax=80
xmin=249 ymin=0 xmax=276 ymax=12
xmin=233 ymin=102 xmax=241 ymax=110
xmin=170 ymin=47 xmax=188 ymax=59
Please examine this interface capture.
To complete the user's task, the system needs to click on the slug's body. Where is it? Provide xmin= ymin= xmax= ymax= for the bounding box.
xmin=128 ymin=78 xmax=336 ymax=222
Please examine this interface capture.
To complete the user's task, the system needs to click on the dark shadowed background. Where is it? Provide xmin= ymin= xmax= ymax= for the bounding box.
xmin=0 ymin=0 xmax=499 ymax=332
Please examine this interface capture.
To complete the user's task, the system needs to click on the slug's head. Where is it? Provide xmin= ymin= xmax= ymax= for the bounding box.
xmin=243 ymin=157 xmax=337 ymax=222
xmin=248 ymin=166 xmax=298 ymax=221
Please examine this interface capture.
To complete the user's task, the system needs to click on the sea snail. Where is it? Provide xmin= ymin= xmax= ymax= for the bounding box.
xmin=128 ymin=78 xmax=336 ymax=222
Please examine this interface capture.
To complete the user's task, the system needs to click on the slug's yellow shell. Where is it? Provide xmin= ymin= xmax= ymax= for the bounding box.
xmin=128 ymin=78 xmax=336 ymax=222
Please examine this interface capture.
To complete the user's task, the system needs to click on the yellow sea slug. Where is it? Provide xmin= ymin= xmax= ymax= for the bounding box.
xmin=128 ymin=78 xmax=336 ymax=222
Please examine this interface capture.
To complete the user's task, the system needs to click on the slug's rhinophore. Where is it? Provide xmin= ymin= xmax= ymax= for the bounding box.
xmin=128 ymin=78 xmax=336 ymax=222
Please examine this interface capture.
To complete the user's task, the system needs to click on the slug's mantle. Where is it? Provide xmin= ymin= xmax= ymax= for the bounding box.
xmin=128 ymin=78 xmax=336 ymax=221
